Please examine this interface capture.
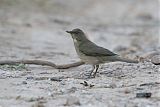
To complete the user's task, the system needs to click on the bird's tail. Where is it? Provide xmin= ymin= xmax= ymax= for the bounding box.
xmin=115 ymin=56 xmax=138 ymax=63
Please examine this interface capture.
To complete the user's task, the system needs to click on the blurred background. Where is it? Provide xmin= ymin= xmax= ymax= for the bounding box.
xmin=0 ymin=0 xmax=159 ymax=63
xmin=0 ymin=1 xmax=160 ymax=107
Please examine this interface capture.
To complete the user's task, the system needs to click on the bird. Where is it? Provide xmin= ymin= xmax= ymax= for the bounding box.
xmin=66 ymin=28 xmax=138 ymax=77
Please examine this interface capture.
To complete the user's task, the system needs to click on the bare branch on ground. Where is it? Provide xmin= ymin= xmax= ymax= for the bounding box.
xmin=0 ymin=60 xmax=85 ymax=69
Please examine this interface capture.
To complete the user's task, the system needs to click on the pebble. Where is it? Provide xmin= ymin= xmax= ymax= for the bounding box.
xmin=151 ymin=55 xmax=160 ymax=65
xmin=124 ymin=88 xmax=131 ymax=94
xmin=49 ymin=77 xmax=62 ymax=82
xmin=22 ymin=81 xmax=27 ymax=84
xmin=136 ymin=92 xmax=152 ymax=98
xmin=26 ymin=76 xmax=34 ymax=80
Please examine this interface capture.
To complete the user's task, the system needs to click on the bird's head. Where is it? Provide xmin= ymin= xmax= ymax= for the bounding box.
xmin=66 ymin=28 xmax=88 ymax=42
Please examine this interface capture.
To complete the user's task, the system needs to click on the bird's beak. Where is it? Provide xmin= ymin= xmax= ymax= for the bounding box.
xmin=66 ymin=31 xmax=73 ymax=34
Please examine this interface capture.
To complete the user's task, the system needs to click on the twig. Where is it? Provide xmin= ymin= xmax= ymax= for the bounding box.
xmin=0 ymin=60 xmax=85 ymax=69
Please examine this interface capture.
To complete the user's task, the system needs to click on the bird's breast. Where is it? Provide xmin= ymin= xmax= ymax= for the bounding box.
xmin=72 ymin=41 xmax=100 ymax=64
xmin=73 ymin=40 xmax=81 ymax=56
xmin=73 ymin=38 xmax=77 ymax=43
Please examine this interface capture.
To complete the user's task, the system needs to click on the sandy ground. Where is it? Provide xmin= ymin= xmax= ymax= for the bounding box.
xmin=0 ymin=0 xmax=160 ymax=107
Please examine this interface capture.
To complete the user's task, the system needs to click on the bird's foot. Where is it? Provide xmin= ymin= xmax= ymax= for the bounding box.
xmin=84 ymin=70 xmax=95 ymax=78
xmin=92 ymin=72 xmax=97 ymax=78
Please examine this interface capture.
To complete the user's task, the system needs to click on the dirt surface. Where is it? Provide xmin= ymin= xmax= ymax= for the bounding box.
xmin=0 ymin=0 xmax=160 ymax=107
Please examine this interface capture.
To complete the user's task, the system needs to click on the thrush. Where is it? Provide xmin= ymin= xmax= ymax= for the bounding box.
xmin=66 ymin=28 xmax=138 ymax=77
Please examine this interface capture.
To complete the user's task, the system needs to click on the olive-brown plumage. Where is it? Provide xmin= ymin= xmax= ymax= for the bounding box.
xmin=66 ymin=28 xmax=138 ymax=77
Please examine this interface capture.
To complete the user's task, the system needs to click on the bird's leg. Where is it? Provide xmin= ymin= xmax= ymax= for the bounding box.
xmin=93 ymin=65 xmax=99 ymax=77
xmin=89 ymin=65 xmax=95 ymax=78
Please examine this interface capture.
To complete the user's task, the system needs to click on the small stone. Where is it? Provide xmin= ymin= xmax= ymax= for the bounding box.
xmin=80 ymin=81 xmax=89 ymax=86
xmin=151 ymin=55 xmax=160 ymax=65
xmin=147 ymin=72 xmax=152 ymax=74
xmin=136 ymin=88 xmax=144 ymax=90
xmin=16 ymin=95 xmax=21 ymax=100
xmin=64 ymin=96 xmax=80 ymax=106
xmin=124 ymin=88 xmax=131 ymax=94
xmin=26 ymin=76 xmax=34 ymax=80
xmin=34 ymin=77 xmax=48 ymax=80
xmin=22 ymin=81 xmax=27 ymax=84
xmin=50 ymin=77 xmax=62 ymax=82
xmin=136 ymin=92 xmax=152 ymax=98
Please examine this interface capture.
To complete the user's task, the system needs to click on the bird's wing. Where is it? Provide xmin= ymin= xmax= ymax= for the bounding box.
xmin=79 ymin=42 xmax=117 ymax=56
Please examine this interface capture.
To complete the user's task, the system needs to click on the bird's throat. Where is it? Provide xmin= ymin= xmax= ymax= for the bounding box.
xmin=73 ymin=38 xmax=77 ymax=43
